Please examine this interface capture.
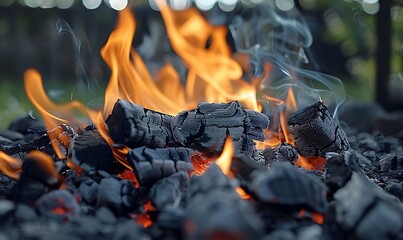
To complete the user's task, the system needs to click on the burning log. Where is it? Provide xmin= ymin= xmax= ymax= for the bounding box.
xmin=127 ymin=146 xmax=194 ymax=186
xmin=186 ymin=164 xmax=264 ymax=239
xmin=69 ymin=127 xmax=115 ymax=173
xmin=333 ymin=172 xmax=403 ymax=240
xmin=171 ymin=101 xmax=269 ymax=156
xmin=288 ymin=101 xmax=350 ymax=157
xmin=106 ymin=100 xmax=173 ymax=148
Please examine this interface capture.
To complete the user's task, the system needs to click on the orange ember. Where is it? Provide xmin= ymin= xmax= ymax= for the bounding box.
xmin=0 ymin=151 xmax=22 ymax=179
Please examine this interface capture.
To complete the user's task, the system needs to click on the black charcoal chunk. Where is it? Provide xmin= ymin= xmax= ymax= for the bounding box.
xmin=0 ymin=199 xmax=15 ymax=224
xmin=149 ymin=171 xmax=189 ymax=209
xmin=105 ymin=100 xmax=173 ymax=148
xmin=35 ymin=190 xmax=80 ymax=220
xmin=186 ymin=165 xmax=264 ymax=239
xmin=69 ymin=129 xmax=114 ymax=173
xmin=77 ymin=177 xmax=99 ymax=205
xmin=249 ymin=164 xmax=327 ymax=213
xmin=127 ymin=146 xmax=194 ymax=186
xmin=171 ymin=101 xmax=269 ymax=156
xmin=323 ymin=154 xmax=353 ymax=195
xmin=9 ymin=154 xmax=61 ymax=205
xmin=261 ymin=143 xmax=298 ymax=166
xmin=96 ymin=177 xmax=138 ymax=214
xmin=288 ymin=101 xmax=350 ymax=157
xmin=334 ymin=172 xmax=403 ymax=240
xmin=8 ymin=113 xmax=44 ymax=135
xmin=0 ymin=173 xmax=16 ymax=198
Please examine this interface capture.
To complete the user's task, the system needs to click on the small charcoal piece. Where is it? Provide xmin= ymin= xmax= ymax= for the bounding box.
xmin=149 ymin=171 xmax=189 ymax=210
xmin=127 ymin=146 xmax=194 ymax=186
xmin=334 ymin=172 xmax=403 ymax=240
xmin=186 ymin=164 xmax=264 ymax=239
xmin=69 ymin=128 xmax=115 ymax=173
xmin=288 ymin=101 xmax=350 ymax=157
xmin=0 ymin=199 xmax=15 ymax=225
xmin=96 ymin=177 xmax=138 ymax=214
xmin=35 ymin=189 xmax=80 ymax=220
xmin=0 ymin=173 xmax=16 ymax=198
xmin=261 ymin=142 xmax=298 ymax=167
xmin=9 ymin=152 xmax=62 ymax=205
xmin=323 ymin=153 xmax=353 ymax=196
xmin=171 ymin=101 xmax=269 ymax=156
xmin=248 ymin=164 xmax=327 ymax=214
xmin=105 ymin=100 xmax=173 ymax=148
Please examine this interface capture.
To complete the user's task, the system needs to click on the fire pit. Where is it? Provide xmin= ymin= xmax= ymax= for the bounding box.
xmin=0 ymin=1 xmax=402 ymax=240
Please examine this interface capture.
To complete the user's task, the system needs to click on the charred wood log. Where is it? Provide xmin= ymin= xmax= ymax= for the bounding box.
xmin=186 ymin=164 xmax=264 ymax=239
xmin=334 ymin=172 xmax=403 ymax=240
xmin=171 ymin=101 xmax=269 ymax=156
xmin=127 ymin=147 xmax=194 ymax=186
xmin=248 ymin=164 xmax=327 ymax=214
xmin=69 ymin=128 xmax=115 ymax=173
xmin=288 ymin=101 xmax=350 ymax=157
xmin=105 ymin=100 xmax=173 ymax=148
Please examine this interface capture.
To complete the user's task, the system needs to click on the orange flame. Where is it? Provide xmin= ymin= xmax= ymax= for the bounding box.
xmin=215 ymin=137 xmax=250 ymax=199
xmin=0 ymin=151 xmax=22 ymax=179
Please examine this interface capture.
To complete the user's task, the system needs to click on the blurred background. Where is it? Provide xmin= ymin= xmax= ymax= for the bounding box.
xmin=0 ymin=0 xmax=402 ymax=127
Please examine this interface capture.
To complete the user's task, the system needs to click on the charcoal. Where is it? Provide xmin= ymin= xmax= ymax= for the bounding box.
xmin=77 ymin=177 xmax=99 ymax=205
xmin=127 ymin=146 xmax=194 ymax=186
xmin=261 ymin=143 xmax=298 ymax=166
xmin=14 ymin=204 xmax=38 ymax=223
xmin=323 ymin=154 xmax=353 ymax=195
xmin=334 ymin=172 xmax=403 ymax=240
xmin=105 ymin=100 xmax=173 ymax=148
xmin=288 ymin=101 xmax=350 ymax=157
xmin=9 ymin=152 xmax=62 ymax=205
xmin=186 ymin=165 xmax=264 ymax=239
xmin=113 ymin=220 xmax=149 ymax=240
xmin=384 ymin=182 xmax=403 ymax=201
xmin=96 ymin=177 xmax=138 ymax=214
xmin=8 ymin=113 xmax=44 ymax=135
xmin=262 ymin=230 xmax=297 ymax=240
xmin=69 ymin=128 xmax=114 ymax=173
xmin=96 ymin=207 xmax=117 ymax=224
xmin=379 ymin=154 xmax=398 ymax=172
xmin=248 ymin=164 xmax=327 ymax=214
xmin=171 ymin=101 xmax=269 ymax=156
xmin=0 ymin=199 xmax=15 ymax=224
xmin=35 ymin=189 xmax=80 ymax=220
xmin=149 ymin=171 xmax=189 ymax=209
xmin=0 ymin=130 xmax=23 ymax=142
xmin=0 ymin=173 xmax=16 ymax=198
xmin=155 ymin=206 xmax=186 ymax=230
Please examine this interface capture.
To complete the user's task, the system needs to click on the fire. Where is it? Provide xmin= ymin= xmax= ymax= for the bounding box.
xmin=0 ymin=151 xmax=22 ymax=179
xmin=16 ymin=4 xmax=327 ymax=182
xmin=215 ymin=138 xmax=250 ymax=199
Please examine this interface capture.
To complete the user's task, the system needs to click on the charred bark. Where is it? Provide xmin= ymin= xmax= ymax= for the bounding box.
xmin=288 ymin=101 xmax=350 ymax=157
xmin=171 ymin=101 xmax=269 ymax=156
xmin=127 ymin=147 xmax=194 ymax=186
xmin=105 ymin=100 xmax=173 ymax=148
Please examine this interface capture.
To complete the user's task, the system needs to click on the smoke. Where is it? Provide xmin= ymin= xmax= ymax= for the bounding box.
xmin=229 ymin=2 xmax=345 ymax=117
xmin=55 ymin=19 xmax=100 ymax=95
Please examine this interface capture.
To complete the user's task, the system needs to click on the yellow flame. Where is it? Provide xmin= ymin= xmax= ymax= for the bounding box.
xmin=215 ymin=137 xmax=234 ymax=175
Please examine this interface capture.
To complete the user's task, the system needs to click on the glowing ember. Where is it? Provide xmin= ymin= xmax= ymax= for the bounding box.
xmin=0 ymin=151 xmax=22 ymax=179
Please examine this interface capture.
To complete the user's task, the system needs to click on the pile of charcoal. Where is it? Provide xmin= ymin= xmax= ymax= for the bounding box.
xmin=0 ymin=100 xmax=402 ymax=240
